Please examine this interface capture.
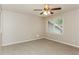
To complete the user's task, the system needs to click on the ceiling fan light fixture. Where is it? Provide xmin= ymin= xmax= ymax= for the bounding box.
xmin=47 ymin=11 xmax=50 ymax=14
xmin=43 ymin=11 xmax=50 ymax=15
xmin=34 ymin=4 xmax=61 ymax=16
xmin=43 ymin=11 xmax=48 ymax=15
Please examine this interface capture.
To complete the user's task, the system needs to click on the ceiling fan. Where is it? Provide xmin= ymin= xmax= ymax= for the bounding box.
xmin=33 ymin=4 xmax=61 ymax=15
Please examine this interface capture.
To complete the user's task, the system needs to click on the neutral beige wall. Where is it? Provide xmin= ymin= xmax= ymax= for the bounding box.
xmin=1 ymin=10 xmax=45 ymax=46
xmin=0 ymin=5 xmax=1 ymax=53
xmin=45 ymin=9 xmax=79 ymax=48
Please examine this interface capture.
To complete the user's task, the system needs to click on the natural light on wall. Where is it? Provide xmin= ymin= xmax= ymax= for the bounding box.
xmin=48 ymin=18 xmax=63 ymax=35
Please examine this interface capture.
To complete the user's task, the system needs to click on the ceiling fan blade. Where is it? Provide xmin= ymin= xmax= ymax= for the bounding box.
xmin=40 ymin=12 xmax=43 ymax=15
xmin=51 ymin=7 xmax=61 ymax=10
xmin=50 ymin=12 xmax=54 ymax=14
xmin=33 ymin=9 xmax=42 ymax=11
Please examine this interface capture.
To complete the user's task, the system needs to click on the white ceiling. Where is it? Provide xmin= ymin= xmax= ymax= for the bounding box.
xmin=2 ymin=4 xmax=79 ymax=17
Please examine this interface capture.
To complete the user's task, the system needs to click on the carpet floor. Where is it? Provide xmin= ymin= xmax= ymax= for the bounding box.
xmin=1 ymin=39 xmax=79 ymax=55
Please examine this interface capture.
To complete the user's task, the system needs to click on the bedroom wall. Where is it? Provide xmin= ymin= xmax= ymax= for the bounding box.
xmin=0 ymin=5 xmax=2 ymax=53
xmin=45 ymin=9 xmax=79 ymax=48
xmin=1 ymin=10 xmax=45 ymax=46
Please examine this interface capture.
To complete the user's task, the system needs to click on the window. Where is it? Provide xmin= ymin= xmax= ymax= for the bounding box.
xmin=48 ymin=18 xmax=63 ymax=35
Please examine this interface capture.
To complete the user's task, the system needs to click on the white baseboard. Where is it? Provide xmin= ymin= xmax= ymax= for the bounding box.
xmin=2 ymin=37 xmax=42 ymax=46
xmin=45 ymin=36 xmax=79 ymax=48
xmin=2 ymin=34 xmax=79 ymax=48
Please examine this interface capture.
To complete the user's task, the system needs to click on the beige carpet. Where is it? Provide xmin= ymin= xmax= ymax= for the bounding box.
xmin=1 ymin=38 xmax=79 ymax=55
